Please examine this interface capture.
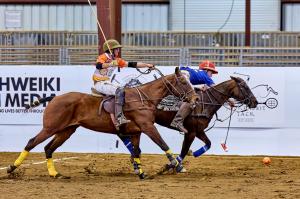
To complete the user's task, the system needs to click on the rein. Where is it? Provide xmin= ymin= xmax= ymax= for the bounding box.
xmin=204 ymin=107 xmax=236 ymax=133
xmin=197 ymin=79 xmax=253 ymax=133
xmin=127 ymin=68 xmax=194 ymax=105
xmin=207 ymin=80 xmax=253 ymax=111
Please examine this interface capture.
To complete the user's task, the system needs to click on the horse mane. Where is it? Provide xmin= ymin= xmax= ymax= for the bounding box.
xmin=210 ymin=79 xmax=234 ymax=90
xmin=126 ymin=73 xmax=174 ymax=91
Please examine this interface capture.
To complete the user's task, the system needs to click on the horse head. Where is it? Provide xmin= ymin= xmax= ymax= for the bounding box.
xmin=128 ymin=67 xmax=198 ymax=106
xmin=230 ymin=76 xmax=258 ymax=108
xmin=170 ymin=67 xmax=198 ymax=103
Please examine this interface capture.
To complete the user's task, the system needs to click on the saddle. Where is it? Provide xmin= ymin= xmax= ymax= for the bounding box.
xmin=157 ymin=94 xmax=210 ymax=118
xmin=91 ymin=87 xmax=115 ymax=115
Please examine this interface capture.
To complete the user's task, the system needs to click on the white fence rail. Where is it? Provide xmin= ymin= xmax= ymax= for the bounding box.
xmin=1 ymin=46 xmax=299 ymax=66
xmin=1 ymin=31 xmax=300 ymax=47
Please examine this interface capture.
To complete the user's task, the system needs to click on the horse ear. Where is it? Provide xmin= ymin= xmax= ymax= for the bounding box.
xmin=175 ymin=67 xmax=180 ymax=76
xmin=230 ymin=76 xmax=238 ymax=81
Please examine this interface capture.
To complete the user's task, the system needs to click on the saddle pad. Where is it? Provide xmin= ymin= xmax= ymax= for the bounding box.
xmin=91 ymin=87 xmax=104 ymax=98
xmin=157 ymin=95 xmax=181 ymax=111
xmin=102 ymin=96 xmax=115 ymax=115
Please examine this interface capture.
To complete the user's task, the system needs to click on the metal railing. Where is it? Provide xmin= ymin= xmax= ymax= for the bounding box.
xmin=122 ymin=32 xmax=300 ymax=47
xmin=1 ymin=31 xmax=300 ymax=47
xmin=1 ymin=46 xmax=299 ymax=66
xmin=188 ymin=47 xmax=300 ymax=66
xmin=0 ymin=47 xmax=61 ymax=65
xmin=0 ymin=31 xmax=98 ymax=46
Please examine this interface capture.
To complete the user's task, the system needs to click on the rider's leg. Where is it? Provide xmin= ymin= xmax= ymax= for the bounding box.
xmin=170 ymin=102 xmax=192 ymax=134
xmin=115 ymin=87 xmax=130 ymax=127
xmin=110 ymin=113 xmax=119 ymax=130
xmin=94 ymin=80 xmax=119 ymax=95
xmin=94 ymin=81 xmax=121 ymax=129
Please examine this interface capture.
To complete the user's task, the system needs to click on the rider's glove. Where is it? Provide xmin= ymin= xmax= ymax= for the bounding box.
xmin=109 ymin=60 xmax=118 ymax=67
xmin=148 ymin=64 xmax=155 ymax=70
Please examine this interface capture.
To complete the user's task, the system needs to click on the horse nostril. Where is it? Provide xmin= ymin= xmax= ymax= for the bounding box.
xmin=245 ymin=99 xmax=250 ymax=105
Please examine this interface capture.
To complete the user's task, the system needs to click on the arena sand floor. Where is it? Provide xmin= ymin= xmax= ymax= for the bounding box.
xmin=1 ymin=152 xmax=300 ymax=199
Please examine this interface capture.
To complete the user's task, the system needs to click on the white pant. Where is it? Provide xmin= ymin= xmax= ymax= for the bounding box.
xmin=94 ymin=81 xmax=121 ymax=96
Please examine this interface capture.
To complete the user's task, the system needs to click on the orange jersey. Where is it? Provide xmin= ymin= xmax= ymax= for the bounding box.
xmin=93 ymin=53 xmax=127 ymax=82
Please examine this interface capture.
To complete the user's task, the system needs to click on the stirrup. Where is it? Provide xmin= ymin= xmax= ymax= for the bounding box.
xmin=116 ymin=116 xmax=131 ymax=126
xmin=114 ymin=124 xmax=120 ymax=131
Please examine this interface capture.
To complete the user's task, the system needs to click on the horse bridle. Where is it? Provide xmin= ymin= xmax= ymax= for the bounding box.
xmin=202 ymin=80 xmax=252 ymax=133
xmin=155 ymin=68 xmax=195 ymax=102
xmin=209 ymin=79 xmax=253 ymax=109
xmin=131 ymin=68 xmax=195 ymax=104
xmin=233 ymin=80 xmax=253 ymax=108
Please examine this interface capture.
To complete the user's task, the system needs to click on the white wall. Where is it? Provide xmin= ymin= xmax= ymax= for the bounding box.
xmin=283 ymin=3 xmax=300 ymax=31
xmin=0 ymin=5 xmax=97 ymax=31
xmin=122 ymin=4 xmax=168 ymax=31
xmin=0 ymin=1 xmax=282 ymax=32
xmin=170 ymin=0 xmax=281 ymax=31
xmin=0 ymin=65 xmax=299 ymax=156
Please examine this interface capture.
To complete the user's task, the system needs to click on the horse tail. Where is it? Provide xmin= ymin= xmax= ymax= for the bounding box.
xmin=25 ymin=96 xmax=55 ymax=109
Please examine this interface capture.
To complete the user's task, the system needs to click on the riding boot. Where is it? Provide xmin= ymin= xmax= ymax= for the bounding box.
xmin=115 ymin=87 xmax=131 ymax=128
xmin=170 ymin=102 xmax=192 ymax=134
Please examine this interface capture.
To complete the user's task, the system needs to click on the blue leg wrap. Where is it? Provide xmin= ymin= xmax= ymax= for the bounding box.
xmin=176 ymin=156 xmax=183 ymax=164
xmin=193 ymin=144 xmax=210 ymax=157
xmin=122 ymin=137 xmax=134 ymax=155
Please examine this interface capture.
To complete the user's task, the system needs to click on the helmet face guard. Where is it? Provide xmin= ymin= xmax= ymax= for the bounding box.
xmin=199 ymin=60 xmax=218 ymax=74
xmin=103 ymin=39 xmax=122 ymax=52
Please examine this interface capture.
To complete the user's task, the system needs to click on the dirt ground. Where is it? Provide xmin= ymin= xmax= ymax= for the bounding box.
xmin=1 ymin=152 xmax=300 ymax=199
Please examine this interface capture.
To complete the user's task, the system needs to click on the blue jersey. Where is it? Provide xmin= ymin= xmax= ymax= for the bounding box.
xmin=180 ymin=66 xmax=214 ymax=86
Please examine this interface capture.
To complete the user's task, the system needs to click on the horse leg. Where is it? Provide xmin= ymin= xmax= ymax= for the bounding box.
xmin=44 ymin=126 xmax=77 ymax=178
xmin=176 ymin=131 xmax=196 ymax=164
xmin=141 ymin=123 xmax=183 ymax=172
xmin=130 ymin=135 xmax=142 ymax=157
xmin=192 ymin=131 xmax=211 ymax=157
xmin=7 ymin=128 xmax=55 ymax=173
xmin=118 ymin=134 xmax=135 ymax=156
xmin=129 ymin=134 xmax=146 ymax=179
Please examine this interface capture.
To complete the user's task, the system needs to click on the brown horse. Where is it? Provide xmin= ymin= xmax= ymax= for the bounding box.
xmin=7 ymin=67 xmax=198 ymax=179
xmin=130 ymin=76 xmax=258 ymax=169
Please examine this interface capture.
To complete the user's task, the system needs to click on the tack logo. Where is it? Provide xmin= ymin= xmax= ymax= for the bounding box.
xmin=233 ymin=72 xmax=279 ymax=124
xmin=0 ymin=77 xmax=60 ymax=108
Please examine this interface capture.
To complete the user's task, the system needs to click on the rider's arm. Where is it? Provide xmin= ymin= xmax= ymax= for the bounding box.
xmin=136 ymin=62 xmax=154 ymax=69
xmin=196 ymin=84 xmax=215 ymax=91
xmin=96 ymin=54 xmax=115 ymax=69
xmin=124 ymin=61 xmax=154 ymax=69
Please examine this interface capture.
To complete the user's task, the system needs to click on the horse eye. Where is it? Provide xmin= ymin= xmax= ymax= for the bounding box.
xmin=180 ymin=77 xmax=187 ymax=84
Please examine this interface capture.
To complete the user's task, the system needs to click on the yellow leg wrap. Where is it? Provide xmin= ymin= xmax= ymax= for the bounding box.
xmin=133 ymin=158 xmax=143 ymax=174
xmin=14 ymin=150 xmax=29 ymax=167
xmin=165 ymin=149 xmax=179 ymax=166
xmin=138 ymin=168 xmax=143 ymax=174
xmin=47 ymin=158 xmax=58 ymax=177
xmin=165 ymin=149 xmax=173 ymax=155
xmin=133 ymin=158 xmax=141 ymax=164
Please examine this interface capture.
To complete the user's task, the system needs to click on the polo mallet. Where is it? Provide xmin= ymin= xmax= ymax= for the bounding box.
xmin=233 ymin=72 xmax=250 ymax=82
xmin=221 ymin=107 xmax=233 ymax=152
xmin=87 ymin=0 xmax=112 ymax=55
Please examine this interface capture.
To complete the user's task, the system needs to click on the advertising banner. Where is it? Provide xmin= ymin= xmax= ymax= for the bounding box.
xmin=0 ymin=66 xmax=93 ymax=124
xmin=0 ymin=65 xmax=289 ymax=128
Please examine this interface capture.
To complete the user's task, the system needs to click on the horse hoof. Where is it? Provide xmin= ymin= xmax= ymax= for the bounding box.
xmin=51 ymin=173 xmax=71 ymax=179
xmin=138 ymin=172 xmax=146 ymax=180
xmin=187 ymin=149 xmax=193 ymax=156
xmin=178 ymin=167 xmax=187 ymax=173
xmin=7 ymin=165 xmax=17 ymax=173
xmin=175 ymin=163 xmax=184 ymax=173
